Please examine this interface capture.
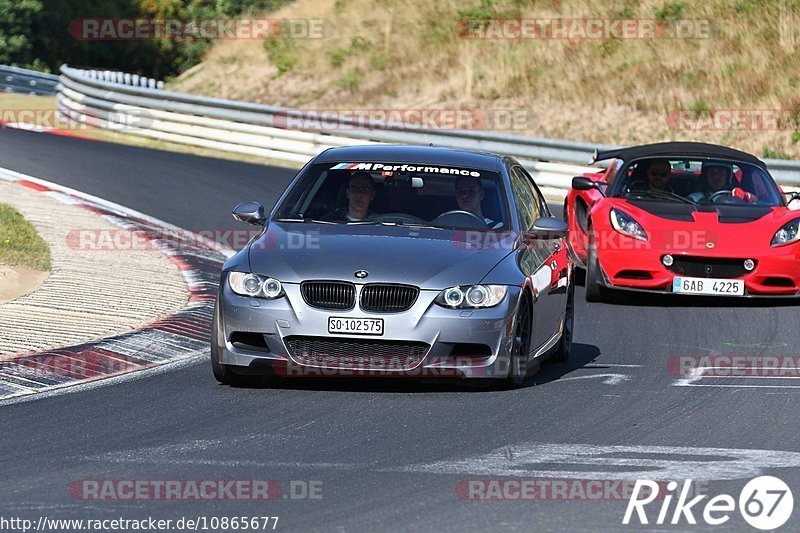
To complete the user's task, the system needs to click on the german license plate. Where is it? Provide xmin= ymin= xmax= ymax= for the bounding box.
xmin=672 ymin=277 xmax=745 ymax=296
xmin=327 ymin=317 xmax=384 ymax=335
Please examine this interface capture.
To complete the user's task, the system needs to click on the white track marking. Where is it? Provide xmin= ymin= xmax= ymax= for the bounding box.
xmin=673 ymin=366 xmax=706 ymax=386
xmin=676 ymin=384 xmax=800 ymax=389
xmin=80 ymin=439 xmax=800 ymax=482
xmin=556 ymin=373 xmax=631 ymax=385
xmin=398 ymin=443 xmax=800 ymax=481
xmin=583 ymin=364 xmax=643 ymax=368
xmin=674 ymin=365 xmax=800 ymax=388
xmin=706 ymin=375 xmax=800 ymax=379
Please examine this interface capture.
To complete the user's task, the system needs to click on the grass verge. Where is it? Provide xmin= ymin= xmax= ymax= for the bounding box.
xmin=0 ymin=204 xmax=51 ymax=271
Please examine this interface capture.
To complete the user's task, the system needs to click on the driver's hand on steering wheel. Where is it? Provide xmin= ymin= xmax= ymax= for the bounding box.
xmin=732 ymin=187 xmax=756 ymax=203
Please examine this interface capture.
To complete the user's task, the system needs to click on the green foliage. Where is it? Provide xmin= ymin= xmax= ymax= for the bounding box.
xmin=0 ymin=1 xmax=292 ymax=79
xmin=762 ymin=143 xmax=790 ymax=159
xmin=370 ymin=51 xmax=389 ymax=70
xmin=330 ymin=47 xmax=348 ymax=68
xmin=337 ymin=67 xmax=362 ymax=91
xmin=655 ymin=1 xmax=686 ymax=23
xmin=690 ymin=100 xmax=710 ymax=114
xmin=614 ymin=6 xmax=636 ymax=18
xmin=594 ymin=39 xmax=621 ymax=58
xmin=217 ymin=0 xmax=293 ymax=16
xmin=458 ymin=0 xmax=521 ymax=20
xmin=422 ymin=19 xmax=454 ymax=47
xmin=264 ymin=38 xmax=296 ymax=75
xmin=0 ymin=0 xmax=43 ymax=67
xmin=328 ymin=35 xmax=371 ymax=68
xmin=733 ymin=0 xmax=759 ymax=15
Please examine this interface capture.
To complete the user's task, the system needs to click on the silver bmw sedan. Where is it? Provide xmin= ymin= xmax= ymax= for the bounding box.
xmin=212 ymin=145 xmax=574 ymax=388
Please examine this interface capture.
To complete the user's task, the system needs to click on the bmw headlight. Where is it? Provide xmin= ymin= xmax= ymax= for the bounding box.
xmin=771 ymin=218 xmax=800 ymax=247
xmin=610 ymin=208 xmax=648 ymax=241
xmin=228 ymin=272 xmax=284 ymax=299
xmin=435 ymin=285 xmax=507 ymax=308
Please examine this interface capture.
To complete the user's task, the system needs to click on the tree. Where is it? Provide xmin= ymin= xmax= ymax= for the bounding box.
xmin=0 ymin=0 xmax=43 ymax=67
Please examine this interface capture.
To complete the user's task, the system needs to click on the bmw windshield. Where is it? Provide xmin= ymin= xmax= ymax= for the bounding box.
xmin=274 ymin=162 xmax=510 ymax=230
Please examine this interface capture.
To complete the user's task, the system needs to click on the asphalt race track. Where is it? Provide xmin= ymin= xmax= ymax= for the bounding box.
xmin=1 ymin=127 xmax=799 ymax=531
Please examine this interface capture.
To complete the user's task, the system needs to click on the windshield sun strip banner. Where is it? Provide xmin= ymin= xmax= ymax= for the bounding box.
xmin=330 ymin=162 xmax=481 ymax=177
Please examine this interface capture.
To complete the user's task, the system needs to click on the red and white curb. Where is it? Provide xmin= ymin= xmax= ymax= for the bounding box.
xmin=0 ymin=118 xmax=97 ymax=140
xmin=0 ymin=167 xmax=232 ymax=402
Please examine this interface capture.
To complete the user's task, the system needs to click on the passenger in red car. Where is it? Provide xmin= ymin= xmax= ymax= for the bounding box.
xmin=644 ymin=160 xmax=673 ymax=191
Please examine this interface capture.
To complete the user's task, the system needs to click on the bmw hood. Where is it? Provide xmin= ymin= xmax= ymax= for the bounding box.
xmin=246 ymin=222 xmax=515 ymax=289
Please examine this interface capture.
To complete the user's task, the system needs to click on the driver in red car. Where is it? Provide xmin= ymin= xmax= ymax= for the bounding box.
xmin=689 ymin=164 xmax=756 ymax=203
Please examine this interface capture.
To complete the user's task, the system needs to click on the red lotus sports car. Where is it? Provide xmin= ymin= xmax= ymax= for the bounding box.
xmin=565 ymin=142 xmax=800 ymax=302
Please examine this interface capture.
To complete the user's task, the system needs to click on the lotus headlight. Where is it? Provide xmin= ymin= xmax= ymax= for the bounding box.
xmin=610 ymin=208 xmax=647 ymax=241
xmin=771 ymin=219 xmax=800 ymax=247
xmin=228 ymin=272 xmax=284 ymax=299
xmin=436 ymin=285 xmax=507 ymax=308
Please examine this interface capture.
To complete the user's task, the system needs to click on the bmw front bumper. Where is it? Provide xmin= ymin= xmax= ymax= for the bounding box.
xmin=213 ymin=276 xmax=523 ymax=379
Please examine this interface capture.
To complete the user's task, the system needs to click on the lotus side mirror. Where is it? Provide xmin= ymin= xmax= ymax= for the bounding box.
xmin=572 ymin=176 xmax=606 ymax=194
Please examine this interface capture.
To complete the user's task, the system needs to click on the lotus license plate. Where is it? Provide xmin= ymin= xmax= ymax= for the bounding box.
xmin=672 ymin=277 xmax=745 ymax=296
xmin=328 ymin=317 xmax=384 ymax=335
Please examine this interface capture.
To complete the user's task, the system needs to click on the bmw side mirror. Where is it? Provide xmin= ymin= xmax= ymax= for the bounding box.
xmin=785 ymin=191 xmax=800 ymax=203
xmin=232 ymin=201 xmax=266 ymax=226
xmin=530 ymin=217 xmax=568 ymax=240
xmin=572 ymin=176 xmax=606 ymax=195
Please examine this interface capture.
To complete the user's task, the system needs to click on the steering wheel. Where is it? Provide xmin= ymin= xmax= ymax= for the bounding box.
xmin=430 ymin=210 xmax=488 ymax=228
xmin=709 ymin=190 xmax=734 ymax=202
xmin=370 ymin=213 xmax=428 ymax=224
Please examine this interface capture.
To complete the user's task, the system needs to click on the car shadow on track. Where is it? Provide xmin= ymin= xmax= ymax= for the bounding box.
xmin=526 ymin=342 xmax=602 ymax=387
xmin=218 ymin=342 xmax=601 ymax=393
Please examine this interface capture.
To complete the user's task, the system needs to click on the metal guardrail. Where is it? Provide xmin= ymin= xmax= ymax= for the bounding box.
xmin=53 ymin=64 xmax=800 ymax=193
xmin=0 ymin=65 xmax=59 ymax=96
xmin=71 ymin=68 xmax=165 ymax=90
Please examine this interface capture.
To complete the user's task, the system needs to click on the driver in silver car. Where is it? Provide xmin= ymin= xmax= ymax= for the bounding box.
xmin=454 ymin=175 xmax=500 ymax=227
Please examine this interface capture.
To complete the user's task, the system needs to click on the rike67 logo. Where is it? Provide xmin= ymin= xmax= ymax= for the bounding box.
xmin=624 ymin=476 xmax=794 ymax=529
